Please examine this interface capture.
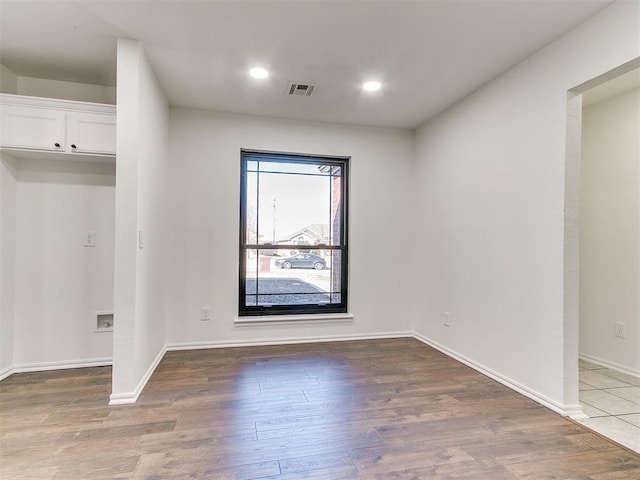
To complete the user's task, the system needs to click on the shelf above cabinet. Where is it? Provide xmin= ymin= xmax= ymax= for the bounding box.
xmin=0 ymin=93 xmax=116 ymax=113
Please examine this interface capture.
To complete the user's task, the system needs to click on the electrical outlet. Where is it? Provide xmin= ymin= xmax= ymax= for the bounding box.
xmin=84 ymin=230 xmax=96 ymax=247
xmin=443 ymin=311 xmax=451 ymax=327
xmin=200 ymin=306 xmax=211 ymax=321
xmin=615 ymin=322 xmax=627 ymax=338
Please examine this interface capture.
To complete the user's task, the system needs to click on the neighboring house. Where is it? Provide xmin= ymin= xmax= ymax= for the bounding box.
xmin=278 ymin=224 xmax=329 ymax=246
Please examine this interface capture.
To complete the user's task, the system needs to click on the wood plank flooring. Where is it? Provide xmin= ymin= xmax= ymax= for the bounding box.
xmin=1 ymin=338 xmax=639 ymax=479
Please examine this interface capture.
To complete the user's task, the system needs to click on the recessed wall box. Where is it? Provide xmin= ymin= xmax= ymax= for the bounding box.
xmin=96 ymin=312 xmax=114 ymax=331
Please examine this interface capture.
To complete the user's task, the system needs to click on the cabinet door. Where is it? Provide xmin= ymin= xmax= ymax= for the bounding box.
xmin=0 ymin=105 xmax=65 ymax=151
xmin=67 ymin=112 xmax=116 ymax=155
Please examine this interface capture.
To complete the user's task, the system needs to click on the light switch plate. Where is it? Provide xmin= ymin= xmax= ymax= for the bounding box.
xmin=84 ymin=230 xmax=96 ymax=247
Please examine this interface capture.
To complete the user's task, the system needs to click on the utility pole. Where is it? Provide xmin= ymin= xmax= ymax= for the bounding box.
xmin=272 ymin=197 xmax=276 ymax=244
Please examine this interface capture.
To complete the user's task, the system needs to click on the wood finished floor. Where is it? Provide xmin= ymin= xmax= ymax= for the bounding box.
xmin=1 ymin=338 xmax=640 ymax=479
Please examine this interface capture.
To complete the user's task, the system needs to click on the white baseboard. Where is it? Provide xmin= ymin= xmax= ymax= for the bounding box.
xmin=109 ymin=346 xmax=167 ymax=405
xmin=1 ymin=358 xmax=113 ymax=381
xmin=412 ymin=332 xmax=583 ymax=419
xmin=166 ymin=331 xmax=414 ymax=352
xmin=0 ymin=366 xmax=14 ymax=381
xmin=565 ymin=404 xmax=588 ymax=420
xmin=579 ymin=353 xmax=640 ymax=379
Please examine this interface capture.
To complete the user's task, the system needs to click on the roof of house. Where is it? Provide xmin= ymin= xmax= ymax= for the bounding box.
xmin=278 ymin=224 xmax=328 ymax=243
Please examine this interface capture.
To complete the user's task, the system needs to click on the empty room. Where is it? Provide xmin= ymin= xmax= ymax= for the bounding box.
xmin=1 ymin=0 xmax=639 ymax=478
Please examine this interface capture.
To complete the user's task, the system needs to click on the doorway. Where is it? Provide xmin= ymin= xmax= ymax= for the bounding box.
xmin=572 ymin=67 xmax=640 ymax=452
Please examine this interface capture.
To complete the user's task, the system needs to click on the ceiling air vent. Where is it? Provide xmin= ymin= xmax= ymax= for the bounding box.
xmin=287 ymin=82 xmax=316 ymax=97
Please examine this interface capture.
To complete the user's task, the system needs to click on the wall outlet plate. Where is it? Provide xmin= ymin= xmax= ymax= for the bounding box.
xmin=615 ymin=321 xmax=627 ymax=338
xmin=443 ymin=311 xmax=451 ymax=327
xmin=84 ymin=230 xmax=96 ymax=247
xmin=200 ymin=306 xmax=211 ymax=321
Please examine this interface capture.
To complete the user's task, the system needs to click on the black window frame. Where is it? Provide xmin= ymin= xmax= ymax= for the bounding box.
xmin=239 ymin=150 xmax=349 ymax=316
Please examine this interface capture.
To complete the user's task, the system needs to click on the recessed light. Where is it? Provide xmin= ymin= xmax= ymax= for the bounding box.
xmin=249 ymin=67 xmax=269 ymax=79
xmin=362 ymin=81 xmax=381 ymax=92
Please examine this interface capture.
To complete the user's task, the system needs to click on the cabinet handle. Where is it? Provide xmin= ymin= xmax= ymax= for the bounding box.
xmin=54 ymin=143 xmax=60 ymax=148
xmin=71 ymin=144 xmax=77 ymax=149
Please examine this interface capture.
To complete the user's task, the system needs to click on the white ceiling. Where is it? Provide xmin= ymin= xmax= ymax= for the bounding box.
xmin=0 ymin=0 xmax=613 ymax=129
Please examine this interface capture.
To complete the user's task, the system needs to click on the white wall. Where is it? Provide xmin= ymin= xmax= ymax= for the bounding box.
xmin=1 ymin=63 xmax=115 ymax=104
xmin=0 ymin=64 xmax=117 ymax=377
xmin=412 ymin=0 xmax=639 ymax=415
xmin=16 ymin=76 xmax=116 ymax=105
xmin=0 ymin=153 xmax=18 ymax=377
xmin=11 ymin=159 xmax=115 ymax=368
xmin=111 ymin=39 xmax=169 ymax=403
xmin=580 ymin=87 xmax=639 ymax=375
xmin=167 ymin=110 xmax=414 ymax=346
xmin=133 ymin=40 xmax=170 ymax=393
xmin=0 ymin=64 xmax=18 ymax=94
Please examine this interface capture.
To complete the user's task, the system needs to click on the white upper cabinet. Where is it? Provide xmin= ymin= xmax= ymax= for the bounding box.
xmin=66 ymin=112 xmax=116 ymax=155
xmin=1 ymin=105 xmax=66 ymax=151
xmin=0 ymin=94 xmax=116 ymax=157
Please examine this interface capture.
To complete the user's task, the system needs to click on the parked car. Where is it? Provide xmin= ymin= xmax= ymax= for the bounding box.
xmin=275 ymin=253 xmax=326 ymax=270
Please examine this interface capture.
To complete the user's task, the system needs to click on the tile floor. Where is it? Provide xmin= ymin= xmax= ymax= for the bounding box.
xmin=578 ymin=359 xmax=640 ymax=453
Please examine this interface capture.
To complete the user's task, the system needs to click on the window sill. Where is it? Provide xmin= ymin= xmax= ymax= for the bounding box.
xmin=235 ymin=313 xmax=354 ymax=326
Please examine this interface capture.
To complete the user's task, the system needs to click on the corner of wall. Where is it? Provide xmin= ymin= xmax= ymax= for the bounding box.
xmin=0 ymin=64 xmax=18 ymax=94
xmin=111 ymin=37 xmax=170 ymax=400
xmin=0 ymin=152 xmax=18 ymax=375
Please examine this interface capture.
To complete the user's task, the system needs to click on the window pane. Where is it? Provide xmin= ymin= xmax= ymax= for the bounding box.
xmin=244 ymin=249 xmax=258 ymax=306
xmin=243 ymin=248 xmax=342 ymax=306
xmin=240 ymin=152 xmax=347 ymax=316
xmin=257 ymin=161 xmax=331 ymax=176
xmin=245 ymin=171 xmax=258 ymax=244
xmin=327 ymin=249 xmax=343 ymax=298
xmin=257 ymin=169 xmax=330 ymax=246
xmin=328 ymin=169 xmax=343 ymax=247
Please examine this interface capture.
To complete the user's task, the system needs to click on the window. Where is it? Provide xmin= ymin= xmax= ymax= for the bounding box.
xmin=239 ymin=150 xmax=348 ymax=316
